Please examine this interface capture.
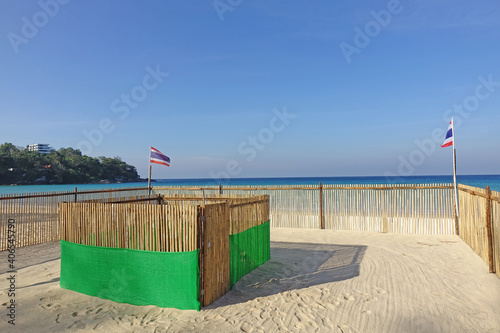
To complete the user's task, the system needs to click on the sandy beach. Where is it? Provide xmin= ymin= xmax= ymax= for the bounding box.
xmin=1 ymin=228 xmax=499 ymax=333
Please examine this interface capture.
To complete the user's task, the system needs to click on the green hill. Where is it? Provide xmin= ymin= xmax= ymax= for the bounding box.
xmin=0 ymin=143 xmax=141 ymax=185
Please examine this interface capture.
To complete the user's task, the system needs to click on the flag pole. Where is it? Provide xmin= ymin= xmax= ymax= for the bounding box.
xmin=148 ymin=146 xmax=152 ymax=195
xmin=452 ymin=118 xmax=459 ymax=234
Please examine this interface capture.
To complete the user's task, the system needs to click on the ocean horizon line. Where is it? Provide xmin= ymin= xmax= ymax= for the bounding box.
xmin=154 ymin=174 xmax=500 ymax=182
xmin=2 ymin=174 xmax=500 ymax=195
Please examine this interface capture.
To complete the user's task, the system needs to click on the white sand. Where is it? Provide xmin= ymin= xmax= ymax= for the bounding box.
xmin=1 ymin=228 xmax=500 ymax=333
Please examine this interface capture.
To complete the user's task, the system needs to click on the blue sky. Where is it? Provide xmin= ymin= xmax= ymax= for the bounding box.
xmin=1 ymin=0 xmax=499 ymax=179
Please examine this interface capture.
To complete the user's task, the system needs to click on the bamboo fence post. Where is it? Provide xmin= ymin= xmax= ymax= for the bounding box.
xmin=454 ymin=183 xmax=460 ymax=236
xmin=382 ymin=188 xmax=388 ymax=233
xmin=319 ymin=182 xmax=324 ymax=229
xmin=198 ymin=205 xmax=205 ymax=307
xmin=485 ymin=186 xmax=495 ymax=273
xmin=74 ymin=187 xmax=78 ymax=203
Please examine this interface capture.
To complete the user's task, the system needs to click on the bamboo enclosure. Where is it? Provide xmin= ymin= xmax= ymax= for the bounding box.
xmin=58 ymin=195 xmax=271 ymax=253
xmin=57 ymin=194 xmax=270 ymax=307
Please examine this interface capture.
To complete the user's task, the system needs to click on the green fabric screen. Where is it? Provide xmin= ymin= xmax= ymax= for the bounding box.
xmin=60 ymin=240 xmax=200 ymax=310
xmin=229 ymin=220 xmax=271 ymax=287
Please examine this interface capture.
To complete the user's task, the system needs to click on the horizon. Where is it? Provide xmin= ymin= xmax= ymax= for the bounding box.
xmin=2 ymin=174 xmax=500 ymax=194
xmin=3 ymin=173 xmax=500 ymax=184
xmin=2 ymin=1 xmax=499 ymax=179
xmin=150 ymin=173 xmax=500 ymax=181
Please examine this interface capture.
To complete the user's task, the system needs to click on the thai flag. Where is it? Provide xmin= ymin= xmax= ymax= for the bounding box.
xmin=150 ymin=147 xmax=170 ymax=166
xmin=441 ymin=119 xmax=454 ymax=148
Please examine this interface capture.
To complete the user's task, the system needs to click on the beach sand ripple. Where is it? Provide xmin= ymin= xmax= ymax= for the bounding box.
xmin=1 ymin=229 xmax=499 ymax=332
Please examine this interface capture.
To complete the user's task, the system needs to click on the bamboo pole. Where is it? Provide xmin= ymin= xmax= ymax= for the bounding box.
xmin=486 ymin=186 xmax=495 ymax=273
xmin=198 ymin=205 xmax=205 ymax=306
xmin=319 ymin=182 xmax=324 ymax=229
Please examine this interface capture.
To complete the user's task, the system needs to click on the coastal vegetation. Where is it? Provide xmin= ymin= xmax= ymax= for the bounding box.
xmin=0 ymin=143 xmax=141 ymax=185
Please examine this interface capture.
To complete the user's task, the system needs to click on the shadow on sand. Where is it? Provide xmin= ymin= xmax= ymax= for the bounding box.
xmin=208 ymin=241 xmax=367 ymax=308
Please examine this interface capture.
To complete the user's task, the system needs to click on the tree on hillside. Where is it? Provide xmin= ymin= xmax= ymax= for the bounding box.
xmin=0 ymin=143 xmax=21 ymax=184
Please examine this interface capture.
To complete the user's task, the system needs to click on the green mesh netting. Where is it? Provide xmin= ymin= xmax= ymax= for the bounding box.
xmin=230 ymin=221 xmax=271 ymax=287
xmin=60 ymin=240 xmax=200 ymax=310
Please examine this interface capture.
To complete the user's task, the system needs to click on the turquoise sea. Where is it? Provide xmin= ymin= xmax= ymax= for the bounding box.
xmin=1 ymin=175 xmax=499 ymax=195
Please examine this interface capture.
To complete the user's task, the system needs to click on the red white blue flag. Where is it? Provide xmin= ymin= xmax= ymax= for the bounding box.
xmin=150 ymin=147 xmax=170 ymax=166
xmin=441 ymin=119 xmax=454 ymax=148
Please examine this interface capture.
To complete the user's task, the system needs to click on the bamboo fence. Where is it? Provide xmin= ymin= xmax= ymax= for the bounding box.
xmin=1 ymin=183 xmax=498 ymax=263
xmin=458 ymin=184 xmax=500 ymax=278
xmin=0 ymin=191 xmax=65 ymax=250
xmin=323 ymin=184 xmax=455 ymax=234
xmin=1 ymin=183 xmax=458 ymax=251
xmin=58 ymin=195 xmax=270 ymax=307
xmin=197 ymin=196 xmax=269 ymax=306
xmin=0 ymin=187 xmax=148 ymax=251
xmin=58 ymin=194 xmax=270 ymax=253
xmin=3 ymin=183 xmax=500 ymax=281
xmin=59 ymin=202 xmax=198 ymax=252
xmin=199 ymin=201 xmax=230 ymax=306
xmin=229 ymin=195 xmax=270 ymax=235
xmin=155 ymin=184 xmax=456 ymax=233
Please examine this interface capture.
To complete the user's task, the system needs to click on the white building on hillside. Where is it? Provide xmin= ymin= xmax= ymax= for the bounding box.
xmin=28 ymin=144 xmax=55 ymax=154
